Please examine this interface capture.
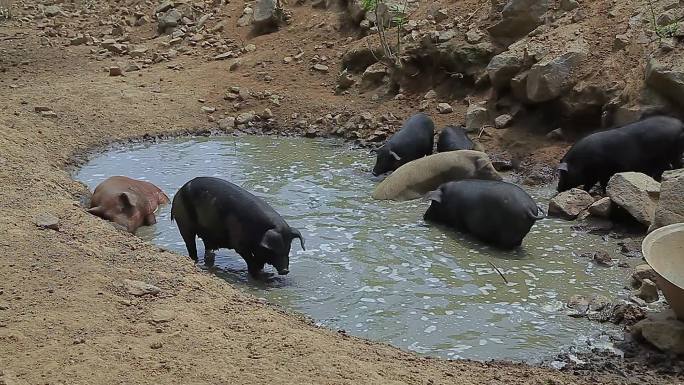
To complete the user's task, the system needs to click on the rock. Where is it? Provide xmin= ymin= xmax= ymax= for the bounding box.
xmin=487 ymin=0 xmax=548 ymax=44
xmin=43 ymin=5 xmax=61 ymax=17
xmin=650 ymin=170 xmax=684 ymax=231
xmin=101 ymin=40 xmax=128 ymax=55
xmin=465 ymin=102 xmax=489 ymax=132
xmin=125 ymin=63 xmax=142 ymax=72
xmin=606 ymin=172 xmax=660 ymax=227
xmin=424 ymin=90 xmax=437 ymax=100
xmin=252 ymin=0 xmax=280 ymax=34
xmin=437 ymin=30 xmax=457 ymax=43
xmin=109 ymin=66 xmax=123 ymax=76
xmin=40 ymin=111 xmax=58 ymax=118
xmin=260 ymin=108 xmax=274 ymax=119
xmin=633 ymin=318 xmax=684 ymax=354
xmin=560 ymin=0 xmax=579 ymax=11
xmin=312 ymin=64 xmax=329 ymax=73
xmin=158 ymin=9 xmax=182 ymax=34
xmin=122 ymin=279 xmax=161 ymax=296
xmin=510 ymin=71 xmax=531 ymax=103
xmin=632 ymin=264 xmax=658 ymax=285
xmin=437 ymin=103 xmax=453 ymax=114
xmin=465 ymin=29 xmax=483 ymax=44
xmin=360 ymin=62 xmax=387 ymax=89
xmin=559 ymin=82 xmax=608 ymax=121
xmin=546 ymin=128 xmax=564 ymax=140
xmin=35 ymin=213 xmax=59 ymax=230
xmin=567 ymin=294 xmax=589 ymax=312
xmin=635 ymin=278 xmax=659 ymax=303
xmin=662 ymin=168 xmax=684 ymax=182
xmin=656 ymin=8 xmax=683 ymax=26
xmin=431 ymin=8 xmax=449 ymax=22
xmin=34 ymin=106 xmax=51 ymax=112
xmin=229 ymin=59 xmax=241 ymax=71
xmin=201 ymin=106 xmax=216 ymax=113
xmin=150 ymin=341 xmax=163 ymax=349
xmin=213 ymin=52 xmax=234 ymax=61
xmin=218 ymin=117 xmax=236 ymax=130
xmin=244 ymin=44 xmax=256 ymax=52
xmin=154 ymin=1 xmax=174 ymax=15
xmin=487 ymin=50 xmax=524 ymax=89
xmin=646 ymin=59 xmax=684 ymax=108
xmin=588 ymin=197 xmax=611 ymax=217
xmin=591 ymin=250 xmax=613 ymax=267
xmin=548 ymin=188 xmax=595 ymax=219
xmin=526 ymin=50 xmax=587 ymax=102
xmin=341 ymin=45 xmax=382 ymax=72
xmin=613 ymin=34 xmax=630 ymax=51
xmin=336 ymin=70 xmax=356 ymax=91
xmin=129 ymin=48 xmax=149 ymax=58
xmin=70 ymin=35 xmax=88 ymax=46
xmin=236 ymin=112 xmax=255 ymax=124
xmin=494 ymin=114 xmax=513 ymax=129
xmin=589 ymin=294 xmax=610 ymax=311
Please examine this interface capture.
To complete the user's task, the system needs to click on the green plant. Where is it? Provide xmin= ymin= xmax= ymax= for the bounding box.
xmin=360 ymin=0 xmax=408 ymax=69
xmin=646 ymin=0 xmax=680 ymax=41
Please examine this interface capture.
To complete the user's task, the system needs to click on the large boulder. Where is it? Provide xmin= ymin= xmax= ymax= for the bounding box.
xmin=548 ymin=188 xmax=595 ymax=219
xmin=487 ymin=0 xmax=548 ymax=44
xmin=646 ymin=58 xmax=684 ymax=108
xmin=559 ymin=81 xmax=609 ymax=121
xmin=606 ymin=172 xmax=660 ymax=227
xmin=526 ymin=49 xmax=587 ymax=102
xmin=649 ymin=169 xmax=684 ymax=232
xmin=372 ymin=150 xmax=502 ymax=201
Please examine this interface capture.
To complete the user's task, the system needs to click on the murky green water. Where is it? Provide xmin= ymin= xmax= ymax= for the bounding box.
xmin=75 ymin=135 xmax=629 ymax=362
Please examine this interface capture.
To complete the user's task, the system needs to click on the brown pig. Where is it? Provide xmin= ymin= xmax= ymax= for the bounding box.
xmin=88 ymin=176 xmax=170 ymax=233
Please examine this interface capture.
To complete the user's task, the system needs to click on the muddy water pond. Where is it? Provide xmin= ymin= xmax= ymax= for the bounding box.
xmin=76 ymin=135 xmax=630 ymax=362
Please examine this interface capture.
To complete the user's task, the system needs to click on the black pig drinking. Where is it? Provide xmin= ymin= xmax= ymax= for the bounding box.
xmin=372 ymin=113 xmax=435 ymax=176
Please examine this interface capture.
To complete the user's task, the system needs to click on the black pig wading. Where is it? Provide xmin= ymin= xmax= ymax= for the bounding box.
xmin=557 ymin=116 xmax=684 ymax=192
xmin=171 ymin=177 xmax=305 ymax=277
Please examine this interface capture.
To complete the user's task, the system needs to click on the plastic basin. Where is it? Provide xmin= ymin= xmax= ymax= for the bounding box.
xmin=642 ymin=223 xmax=684 ymax=320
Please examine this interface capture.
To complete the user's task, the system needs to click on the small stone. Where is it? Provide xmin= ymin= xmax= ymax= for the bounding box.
xmin=150 ymin=342 xmax=163 ymax=349
xmin=109 ymin=66 xmax=123 ymax=76
xmin=236 ymin=112 xmax=255 ymax=124
xmin=432 ymin=8 xmax=448 ymax=23
xmin=43 ymin=5 xmax=61 ymax=17
xmin=218 ymin=117 xmax=236 ymax=130
xmin=548 ymin=188 xmax=595 ymax=219
xmin=122 ymin=279 xmax=161 ymax=297
xmin=588 ymin=197 xmax=611 ymax=217
xmin=34 ymin=106 xmax=51 ymax=112
xmin=613 ymin=34 xmax=630 ymax=51
xmin=592 ymin=250 xmax=613 ymax=267
xmin=260 ymin=108 xmax=274 ymax=119
xmin=465 ymin=102 xmax=489 ymax=132
xmin=229 ymin=59 xmax=241 ymax=71
xmin=244 ymin=44 xmax=257 ymax=52
xmin=632 ymin=264 xmax=658 ymax=285
xmin=213 ymin=52 xmax=234 ymax=60
xmin=546 ymin=128 xmax=565 ymax=140
xmin=437 ymin=103 xmax=453 ymax=114
xmin=636 ymin=278 xmax=659 ymax=303
xmin=494 ymin=114 xmax=513 ymax=129
xmin=313 ymin=64 xmax=329 ymax=72
xmin=40 ymin=111 xmax=58 ymax=118
xmin=424 ymin=90 xmax=437 ymax=99
xmin=70 ymin=35 xmax=88 ymax=46
xmin=35 ymin=213 xmax=59 ymax=230
xmin=201 ymin=106 xmax=216 ymax=113
xmin=125 ymin=63 xmax=142 ymax=72
xmin=283 ymin=56 xmax=293 ymax=63
xmin=560 ymin=0 xmax=579 ymax=11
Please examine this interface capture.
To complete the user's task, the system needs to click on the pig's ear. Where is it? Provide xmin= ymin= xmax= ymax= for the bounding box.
xmin=389 ymin=150 xmax=401 ymax=161
xmin=119 ymin=192 xmax=138 ymax=208
xmin=87 ymin=206 xmax=104 ymax=217
xmin=424 ymin=189 xmax=442 ymax=203
xmin=557 ymin=162 xmax=568 ymax=172
xmin=260 ymin=229 xmax=284 ymax=252
xmin=289 ymin=228 xmax=306 ymax=251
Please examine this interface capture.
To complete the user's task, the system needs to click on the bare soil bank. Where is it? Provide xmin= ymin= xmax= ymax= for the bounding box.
xmin=0 ymin=4 xmax=675 ymax=385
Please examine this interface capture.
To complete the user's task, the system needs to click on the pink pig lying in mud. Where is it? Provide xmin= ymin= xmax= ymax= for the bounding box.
xmin=88 ymin=176 xmax=170 ymax=233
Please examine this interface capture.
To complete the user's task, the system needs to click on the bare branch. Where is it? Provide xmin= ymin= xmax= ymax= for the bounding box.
xmin=489 ymin=262 xmax=509 ymax=284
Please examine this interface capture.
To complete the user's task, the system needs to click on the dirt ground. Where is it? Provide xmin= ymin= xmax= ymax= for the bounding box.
xmin=0 ymin=0 xmax=679 ymax=384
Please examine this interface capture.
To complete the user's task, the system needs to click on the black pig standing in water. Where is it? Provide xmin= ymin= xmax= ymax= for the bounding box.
xmin=424 ymin=180 xmax=545 ymax=249
xmin=372 ymin=113 xmax=435 ymax=176
xmin=436 ymin=125 xmax=476 ymax=152
xmin=171 ymin=177 xmax=305 ymax=277
xmin=557 ymin=115 xmax=684 ymax=193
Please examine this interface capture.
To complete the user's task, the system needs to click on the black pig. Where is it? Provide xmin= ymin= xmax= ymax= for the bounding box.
xmin=557 ymin=116 xmax=684 ymax=192
xmin=171 ymin=177 xmax=305 ymax=277
xmin=424 ymin=180 xmax=545 ymax=249
xmin=372 ymin=113 xmax=434 ymax=176
xmin=437 ymin=125 xmax=476 ymax=152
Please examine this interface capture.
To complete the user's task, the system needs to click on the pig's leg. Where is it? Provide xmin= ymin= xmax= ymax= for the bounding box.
xmin=204 ymin=249 xmax=216 ymax=267
xmin=179 ymin=229 xmax=198 ymax=262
